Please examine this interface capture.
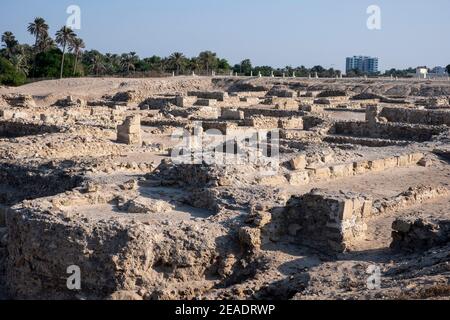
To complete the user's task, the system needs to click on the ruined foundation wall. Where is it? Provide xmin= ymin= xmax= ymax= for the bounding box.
xmin=379 ymin=107 xmax=450 ymax=126
xmin=333 ymin=121 xmax=446 ymax=141
xmin=279 ymin=190 xmax=371 ymax=253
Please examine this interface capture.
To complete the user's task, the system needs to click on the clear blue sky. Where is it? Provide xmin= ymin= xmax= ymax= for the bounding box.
xmin=1 ymin=0 xmax=449 ymax=71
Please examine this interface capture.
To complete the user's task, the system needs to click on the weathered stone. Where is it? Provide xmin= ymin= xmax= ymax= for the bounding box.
xmin=289 ymin=155 xmax=307 ymax=170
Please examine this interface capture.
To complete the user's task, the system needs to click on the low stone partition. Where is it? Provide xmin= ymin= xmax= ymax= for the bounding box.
xmin=372 ymin=186 xmax=449 ymax=217
xmin=324 ymin=135 xmax=409 ymax=147
xmin=202 ymin=121 xmax=239 ymax=135
xmin=141 ymin=118 xmax=189 ymax=128
xmin=267 ymin=86 xmax=297 ymax=98
xmin=221 ymin=108 xmax=244 ymax=120
xmin=281 ymin=189 xmax=371 ymax=252
xmin=368 ymin=106 xmax=450 ymax=126
xmin=332 ymin=121 xmax=446 ymax=142
xmin=0 ymin=120 xmax=63 ymax=138
xmin=188 ymin=91 xmax=229 ymax=102
xmin=194 ymin=98 xmax=217 ymax=107
xmin=175 ymin=96 xmax=198 ymax=107
xmin=263 ymin=97 xmax=298 ymax=109
xmin=391 ymin=217 xmax=450 ymax=251
xmin=287 ymin=152 xmax=424 ymax=186
xmin=238 ymin=107 xmax=304 ymax=118
xmin=244 ymin=116 xmax=279 ymax=129
xmin=138 ymin=96 xmax=177 ymax=110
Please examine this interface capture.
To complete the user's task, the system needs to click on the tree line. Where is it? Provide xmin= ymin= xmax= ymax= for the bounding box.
xmin=1 ymin=17 xmax=449 ymax=86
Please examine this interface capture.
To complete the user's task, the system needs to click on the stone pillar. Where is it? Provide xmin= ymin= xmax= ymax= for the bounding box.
xmin=271 ymin=71 xmax=274 ymax=78
xmin=365 ymin=105 xmax=381 ymax=125
xmin=292 ymin=71 xmax=296 ymax=78
xmin=258 ymin=72 xmax=262 ymax=78
xmin=117 ymin=115 xmax=141 ymax=145
xmin=283 ymin=189 xmax=371 ymax=252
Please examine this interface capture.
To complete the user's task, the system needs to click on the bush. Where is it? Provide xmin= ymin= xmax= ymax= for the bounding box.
xmin=0 ymin=57 xmax=27 ymax=86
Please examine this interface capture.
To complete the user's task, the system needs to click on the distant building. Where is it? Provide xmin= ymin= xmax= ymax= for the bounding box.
xmin=346 ymin=56 xmax=379 ymax=74
xmin=416 ymin=66 xmax=428 ymax=79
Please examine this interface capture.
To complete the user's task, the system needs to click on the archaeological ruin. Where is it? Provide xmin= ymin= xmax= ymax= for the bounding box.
xmin=0 ymin=76 xmax=449 ymax=300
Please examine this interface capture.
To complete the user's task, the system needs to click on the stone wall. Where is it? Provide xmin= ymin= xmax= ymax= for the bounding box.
xmin=188 ymin=91 xmax=229 ymax=102
xmin=286 ymin=152 xmax=424 ymax=186
xmin=378 ymin=107 xmax=450 ymax=126
xmin=0 ymin=120 xmax=62 ymax=138
xmin=391 ymin=217 xmax=450 ymax=251
xmin=281 ymin=189 xmax=371 ymax=252
xmin=333 ymin=121 xmax=446 ymax=142
xmin=238 ymin=107 xmax=304 ymax=119
xmin=117 ymin=115 xmax=141 ymax=145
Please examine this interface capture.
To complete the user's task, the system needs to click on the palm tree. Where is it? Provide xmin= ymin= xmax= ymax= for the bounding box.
xmin=1 ymin=31 xmax=19 ymax=59
xmin=120 ymin=53 xmax=136 ymax=74
xmin=68 ymin=37 xmax=85 ymax=76
xmin=90 ymin=54 xmax=106 ymax=76
xmin=55 ymin=26 xmax=76 ymax=79
xmin=169 ymin=52 xmax=186 ymax=75
xmin=27 ymin=17 xmax=49 ymax=75
xmin=37 ymin=33 xmax=55 ymax=52
xmin=189 ymin=57 xmax=200 ymax=74
xmin=198 ymin=51 xmax=217 ymax=75
xmin=11 ymin=46 xmax=29 ymax=75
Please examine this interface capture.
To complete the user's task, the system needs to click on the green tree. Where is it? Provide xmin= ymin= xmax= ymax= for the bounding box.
xmin=0 ymin=57 xmax=26 ymax=86
xmin=55 ymin=26 xmax=76 ymax=79
xmin=446 ymin=65 xmax=450 ymax=75
xmin=240 ymin=59 xmax=252 ymax=75
xmin=217 ymin=58 xmax=230 ymax=72
xmin=120 ymin=52 xmax=137 ymax=74
xmin=68 ymin=37 xmax=85 ymax=76
xmin=90 ymin=54 xmax=106 ymax=76
xmin=37 ymin=33 xmax=55 ymax=52
xmin=168 ymin=52 xmax=187 ymax=75
xmin=198 ymin=51 xmax=217 ymax=75
xmin=27 ymin=17 xmax=49 ymax=76
xmin=1 ymin=31 xmax=19 ymax=60
xmin=34 ymin=48 xmax=75 ymax=78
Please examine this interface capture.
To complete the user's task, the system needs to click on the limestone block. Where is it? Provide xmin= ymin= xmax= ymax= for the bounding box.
xmin=290 ymin=155 xmax=307 ymax=170
xmin=221 ymin=108 xmax=244 ymax=120
xmin=368 ymin=159 xmax=385 ymax=172
xmin=195 ymin=99 xmax=217 ymax=107
xmin=175 ymin=96 xmax=197 ymax=108
xmin=330 ymin=164 xmax=347 ymax=179
xmin=287 ymin=171 xmax=310 ymax=186
xmin=384 ymin=157 xmax=398 ymax=169
xmin=396 ymin=154 xmax=410 ymax=167
xmin=0 ymin=109 xmax=13 ymax=120
xmin=278 ymin=117 xmax=304 ymax=130
xmin=409 ymin=152 xmax=424 ymax=164
xmin=353 ymin=161 xmax=369 ymax=175
xmin=311 ymin=167 xmax=331 ymax=180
